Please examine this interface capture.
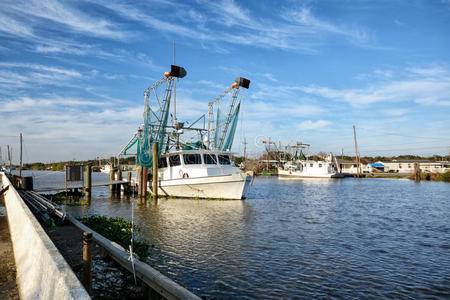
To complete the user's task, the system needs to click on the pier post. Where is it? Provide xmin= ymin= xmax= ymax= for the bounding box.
xmin=83 ymin=232 xmax=93 ymax=294
xmin=116 ymin=169 xmax=122 ymax=196
xmin=126 ymin=171 xmax=132 ymax=194
xmin=152 ymin=142 xmax=158 ymax=200
xmin=85 ymin=165 xmax=91 ymax=201
xmin=137 ymin=166 xmax=142 ymax=197
xmin=110 ymin=167 xmax=114 ymax=195
xmin=142 ymin=167 xmax=148 ymax=198
xmin=414 ymin=162 xmax=421 ymax=182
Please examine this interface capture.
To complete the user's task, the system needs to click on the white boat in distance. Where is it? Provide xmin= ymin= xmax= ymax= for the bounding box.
xmin=278 ymin=143 xmax=343 ymax=178
xmin=155 ymin=150 xmax=247 ymax=199
xmin=100 ymin=164 xmax=111 ymax=174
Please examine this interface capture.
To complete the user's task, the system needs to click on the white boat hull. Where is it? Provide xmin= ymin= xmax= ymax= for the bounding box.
xmin=155 ymin=172 xmax=248 ymax=200
xmin=278 ymin=169 xmax=343 ymax=178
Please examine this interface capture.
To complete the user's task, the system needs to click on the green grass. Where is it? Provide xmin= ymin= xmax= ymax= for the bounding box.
xmin=79 ymin=215 xmax=149 ymax=259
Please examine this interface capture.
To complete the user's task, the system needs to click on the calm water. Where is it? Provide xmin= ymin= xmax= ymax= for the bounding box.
xmin=25 ymin=171 xmax=450 ymax=299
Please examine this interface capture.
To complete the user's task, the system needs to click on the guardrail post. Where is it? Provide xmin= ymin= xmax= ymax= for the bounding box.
xmin=83 ymin=232 xmax=93 ymax=294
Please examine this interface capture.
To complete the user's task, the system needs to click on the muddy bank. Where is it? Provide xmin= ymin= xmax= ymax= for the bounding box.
xmin=43 ymin=221 xmax=148 ymax=299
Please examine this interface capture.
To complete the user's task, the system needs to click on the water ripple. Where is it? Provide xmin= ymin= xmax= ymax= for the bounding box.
xmin=27 ymin=171 xmax=450 ymax=299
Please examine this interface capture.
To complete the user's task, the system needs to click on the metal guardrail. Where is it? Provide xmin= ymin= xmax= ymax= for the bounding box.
xmin=67 ymin=214 xmax=201 ymax=300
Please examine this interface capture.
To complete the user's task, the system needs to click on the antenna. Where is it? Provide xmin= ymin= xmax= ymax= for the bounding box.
xmin=173 ymin=40 xmax=177 ymax=126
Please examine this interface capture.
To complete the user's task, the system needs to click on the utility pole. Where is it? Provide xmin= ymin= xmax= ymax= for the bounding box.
xmin=353 ymin=125 xmax=361 ymax=177
xmin=243 ymin=138 xmax=247 ymax=165
xmin=7 ymin=145 xmax=11 ymax=169
xmin=19 ymin=133 xmax=23 ymax=177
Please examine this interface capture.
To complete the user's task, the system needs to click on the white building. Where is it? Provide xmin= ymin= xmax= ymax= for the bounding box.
xmin=382 ymin=160 xmax=450 ymax=173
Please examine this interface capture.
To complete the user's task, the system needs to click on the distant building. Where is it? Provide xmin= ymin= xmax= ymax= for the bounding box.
xmin=337 ymin=160 xmax=366 ymax=175
xmin=382 ymin=160 xmax=450 ymax=173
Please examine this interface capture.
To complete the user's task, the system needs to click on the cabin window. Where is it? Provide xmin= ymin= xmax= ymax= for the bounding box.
xmin=203 ymin=154 xmax=217 ymax=165
xmin=158 ymin=157 xmax=168 ymax=168
xmin=319 ymin=164 xmax=322 ymax=168
xmin=218 ymin=155 xmax=231 ymax=165
xmin=310 ymin=163 xmax=314 ymax=167
xmin=183 ymin=154 xmax=202 ymax=165
xmin=169 ymin=155 xmax=181 ymax=166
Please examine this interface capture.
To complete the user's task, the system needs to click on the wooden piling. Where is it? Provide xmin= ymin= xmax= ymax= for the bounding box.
xmin=85 ymin=165 xmax=91 ymax=201
xmin=125 ymin=171 xmax=132 ymax=194
xmin=109 ymin=168 xmax=114 ymax=195
xmin=116 ymin=169 xmax=122 ymax=195
xmin=142 ymin=167 xmax=148 ymax=198
xmin=414 ymin=162 xmax=421 ymax=181
xmin=152 ymin=142 xmax=158 ymax=200
xmin=83 ymin=232 xmax=93 ymax=294
xmin=137 ymin=166 xmax=142 ymax=197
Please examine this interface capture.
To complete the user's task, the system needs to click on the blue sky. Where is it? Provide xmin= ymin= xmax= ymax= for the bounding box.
xmin=1 ymin=0 xmax=449 ymax=163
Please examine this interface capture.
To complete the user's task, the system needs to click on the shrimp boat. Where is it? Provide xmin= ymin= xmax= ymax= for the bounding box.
xmin=119 ymin=65 xmax=250 ymax=199
xmin=100 ymin=164 xmax=111 ymax=174
xmin=278 ymin=142 xmax=343 ymax=178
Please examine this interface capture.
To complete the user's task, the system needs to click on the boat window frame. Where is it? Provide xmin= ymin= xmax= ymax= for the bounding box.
xmin=169 ymin=154 xmax=181 ymax=167
xmin=203 ymin=154 xmax=218 ymax=165
xmin=218 ymin=154 xmax=231 ymax=165
xmin=183 ymin=153 xmax=202 ymax=165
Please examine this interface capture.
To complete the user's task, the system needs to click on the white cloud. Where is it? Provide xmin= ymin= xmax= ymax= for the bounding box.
xmin=300 ymin=69 xmax=450 ymax=106
xmin=407 ymin=66 xmax=448 ymax=77
xmin=93 ymin=0 xmax=374 ymax=53
xmin=382 ymin=108 xmax=409 ymax=116
xmin=0 ymin=63 xmax=85 ymax=91
xmin=0 ymin=96 xmax=109 ymax=112
xmin=0 ymin=94 xmax=142 ymax=161
xmin=2 ymin=0 xmax=130 ymax=40
xmin=0 ymin=11 xmax=35 ymax=38
xmin=298 ymin=120 xmax=331 ymax=130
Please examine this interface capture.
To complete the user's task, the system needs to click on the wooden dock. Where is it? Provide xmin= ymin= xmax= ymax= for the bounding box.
xmin=34 ymin=180 xmax=127 ymax=192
